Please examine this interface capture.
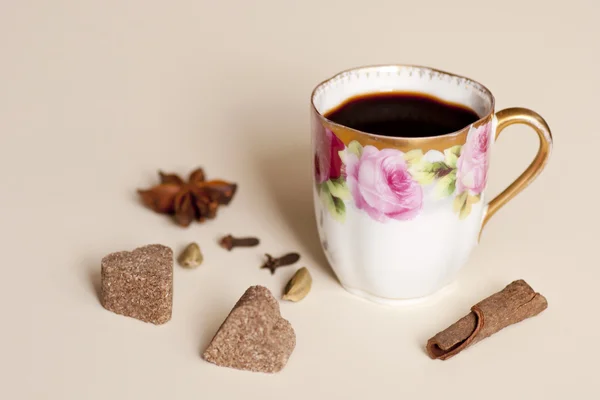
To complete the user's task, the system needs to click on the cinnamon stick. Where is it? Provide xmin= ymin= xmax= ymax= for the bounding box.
xmin=426 ymin=280 xmax=548 ymax=360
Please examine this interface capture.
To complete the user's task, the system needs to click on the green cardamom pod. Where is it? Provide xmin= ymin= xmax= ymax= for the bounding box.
xmin=178 ymin=242 xmax=203 ymax=268
xmin=282 ymin=267 xmax=312 ymax=302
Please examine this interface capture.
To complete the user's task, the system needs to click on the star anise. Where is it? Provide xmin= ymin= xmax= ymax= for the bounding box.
xmin=137 ymin=167 xmax=237 ymax=227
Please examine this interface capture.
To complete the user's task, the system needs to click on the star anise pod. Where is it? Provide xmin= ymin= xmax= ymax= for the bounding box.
xmin=137 ymin=167 xmax=237 ymax=227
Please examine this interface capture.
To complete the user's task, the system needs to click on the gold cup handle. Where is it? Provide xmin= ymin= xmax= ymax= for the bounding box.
xmin=481 ymin=107 xmax=553 ymax=234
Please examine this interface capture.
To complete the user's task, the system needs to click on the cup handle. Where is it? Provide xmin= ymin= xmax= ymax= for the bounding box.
xmin=480 ymin=107 xmax=553 ymax=236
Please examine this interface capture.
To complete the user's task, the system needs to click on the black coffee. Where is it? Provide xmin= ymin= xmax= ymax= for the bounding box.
xmin=324 ymin=92 xmax=480 ymax=138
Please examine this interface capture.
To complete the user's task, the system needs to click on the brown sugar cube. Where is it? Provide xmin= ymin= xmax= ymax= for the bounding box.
xmin=203 ymin=286 xmax=296 ymax=373
xmin=100 ymin=244 xmax=173 ymax=325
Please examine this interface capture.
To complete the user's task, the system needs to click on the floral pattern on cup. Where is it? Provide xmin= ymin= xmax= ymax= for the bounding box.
xmin=345 ymin=145 xmax=422 ymax=222
xmin=314 ymin=121 xmax=492 ymax=222
xmin=452 ymin=122 xmax=492 ymax=218
xmin=314 ymin=126 xmax=351 ymax=222
xmin=314 ymin=127 xmax=345 ymax=184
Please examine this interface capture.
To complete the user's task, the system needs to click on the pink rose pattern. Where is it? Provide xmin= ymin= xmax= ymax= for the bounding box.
xmin=456 ymin=123 xmax=492 ymax=196
xmin=346 ymin=146 xmax=423 ymax=222
xmin=314 ymin=127 xmax=345 ymax=184
xmin=314 ymin=121 xmax=492 ymax=222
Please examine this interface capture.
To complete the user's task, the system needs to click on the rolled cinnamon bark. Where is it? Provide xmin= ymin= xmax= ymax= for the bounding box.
xmin=427 ymin=280 xmax=548 ymax=360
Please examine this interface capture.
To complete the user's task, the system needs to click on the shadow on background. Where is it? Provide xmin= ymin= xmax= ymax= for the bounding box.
xmin=254 ymin=143 xmax=334 ymax=281
xmin=88 ymin=263 xmax=102 ymax=302
xmin=229 ymin=96 xmax=335 ymax=281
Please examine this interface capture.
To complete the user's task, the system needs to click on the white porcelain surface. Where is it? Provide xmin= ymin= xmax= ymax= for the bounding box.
xmin=315 ymin=190 xmax=487 ymax=300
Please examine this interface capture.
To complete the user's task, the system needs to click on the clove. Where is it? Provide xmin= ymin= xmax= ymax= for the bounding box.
xmin=261 ymin=252 xmax=301 ymax=275
xmin=219 ymin=235 xmax=260 ymax=251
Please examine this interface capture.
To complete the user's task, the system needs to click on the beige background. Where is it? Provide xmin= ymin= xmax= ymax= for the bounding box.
xmin=1 ymin=1 xmax=598 ymax=399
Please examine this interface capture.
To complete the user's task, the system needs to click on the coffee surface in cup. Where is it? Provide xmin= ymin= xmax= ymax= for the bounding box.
xmin=324 ymin=92 xmax=480 ymax=138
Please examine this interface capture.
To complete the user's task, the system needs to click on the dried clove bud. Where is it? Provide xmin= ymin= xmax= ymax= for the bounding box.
xmin=282 ymin=267 xmax=312 ymax=302
xmin=178 ymin=242 xmax=203 ymax=268
xmin=261 ymin=253 xmax=300 ymax=275
xmin=219 ymin=235 xmax=260 ymax=251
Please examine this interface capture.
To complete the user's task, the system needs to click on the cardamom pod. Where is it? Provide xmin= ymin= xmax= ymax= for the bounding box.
xmin=178 ymin=242 xmax=203 ymax=268
xmin=282 ymin=267 xmax=312 ymax=302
